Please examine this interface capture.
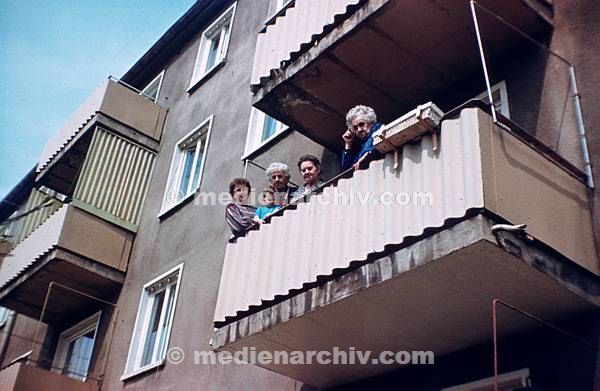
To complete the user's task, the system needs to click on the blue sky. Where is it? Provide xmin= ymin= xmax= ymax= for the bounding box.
xmin=0 ymin=0 xmax=196 ymax=199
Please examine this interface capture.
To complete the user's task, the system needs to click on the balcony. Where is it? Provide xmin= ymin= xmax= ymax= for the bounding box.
xmin=0 ymin=202 xmax=130 ymax=324
xmin=0 ymin=361 xmax=98 ymax=391
xmin=250 ymin=0 xmax=553 ymax=152
xmin=37 ymin=78 xmax=166 ymax=195
xmin=212 ymin=108 xmax=599 ymax=388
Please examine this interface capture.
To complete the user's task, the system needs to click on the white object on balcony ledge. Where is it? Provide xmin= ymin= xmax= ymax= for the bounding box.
xmin=373 ymin=102 xmax=444 ymax=154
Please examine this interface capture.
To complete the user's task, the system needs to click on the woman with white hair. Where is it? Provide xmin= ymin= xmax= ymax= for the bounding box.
xmin=341 ymin=105 xmax=383 ymax=170
xmin=266 ymin=162 xmax=298 ymax=206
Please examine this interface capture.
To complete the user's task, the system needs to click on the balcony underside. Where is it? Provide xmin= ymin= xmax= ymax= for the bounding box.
xmin=253 ymin=0 xmax=552 ymax=152
xmin=0 ymin=247 xmax=124 ymax=325
xmin=213 ymin=215 xmax=598 ymax=389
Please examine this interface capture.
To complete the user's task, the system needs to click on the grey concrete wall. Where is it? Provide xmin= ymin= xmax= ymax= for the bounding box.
xmin=100 ymin=0 xmax=314 ymax=389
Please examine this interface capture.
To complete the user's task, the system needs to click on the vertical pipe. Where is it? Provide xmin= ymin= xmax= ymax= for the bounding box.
xmin=243 ymin=159 xmax=249 ymax=178
xmin=470 ymin=0 xmax=497 ymax=123
xmin=492 ymin=299 xmax=499 ymax=391
xmin=569 ymin=66 xmax=594 ymax=188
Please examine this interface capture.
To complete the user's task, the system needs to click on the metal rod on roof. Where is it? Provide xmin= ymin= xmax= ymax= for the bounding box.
xmin=569 ymin=66 xmax=594 ymax=188
xmin=472 ymin=1 xmax=571 ymax=66
xmin=469 ymin=0 xmax=497 ymax=123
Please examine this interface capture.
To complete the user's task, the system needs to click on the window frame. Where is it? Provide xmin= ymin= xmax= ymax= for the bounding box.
xmin=474 ymin=80 xmax=510 ymax=118
xmin=140 ymin=70 xmax=165 ymax=103
xmin=159 ymin=116 xmax=214 ymax=215
xmin=242 ymin=108 xmax=289 ymax=159
xmin=188 ymin=2 xmax=237 ymax=91
xmin=121 ymin=263 xmax=184 ymax=381
xmin=52 ymin=311 xmax=101 ymax=382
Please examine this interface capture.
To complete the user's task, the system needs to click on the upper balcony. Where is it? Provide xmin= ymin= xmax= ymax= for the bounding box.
xmin=212 ymin=107 xmax=599 ymax=388
xmin=37 ymin=78 xmax=166 ymax=196
xmin=250 ymin=0 xmax=554 ymax=152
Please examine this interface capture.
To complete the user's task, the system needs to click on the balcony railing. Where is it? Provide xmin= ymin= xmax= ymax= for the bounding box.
xmin=0 ymin=202 xmax=129 ymax=322
xmin=250 ymin=0 xmax=361 ymax=91
xmin=0 ymin=361 xmax=98 ymax=391
xmin=38 ymin=78 xmax=166 ymax=175
xmin=212 ymin=107 xmax=597 ymax=387
xmin=215 ymin=107 xmax=596 ymax=326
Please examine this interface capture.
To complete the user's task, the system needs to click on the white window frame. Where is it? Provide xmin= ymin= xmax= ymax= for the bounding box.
xmin=121 ymin=263 xmax=184 ymax=380
xmin=159 ymin=116 xmax=213 ymax=215
xmin=0 ymin=307 xmax=12 ymax=327
xmin=140 ymin=70 xmax=165 ymax=103
xmin=271 ymin=0 xmax=292 ymax=16
xmin=188 ymin=3 xmax=237 ymax=90
xmin=242 ymin=108 xmax=289 ymax=159
xmin=442 ymin=368 xmax=531 ymax=391
xmin=52 ymin=311 xmax=101 ymax=382
xmin=474 ymin=80 xmax=510 ymax=118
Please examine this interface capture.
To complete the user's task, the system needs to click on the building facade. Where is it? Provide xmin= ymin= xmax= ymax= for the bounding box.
xmin=0 ymin=0 xmax=598 ymax=390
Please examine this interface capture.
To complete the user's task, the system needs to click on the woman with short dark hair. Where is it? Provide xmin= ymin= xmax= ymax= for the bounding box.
xmin=292 ymin=154 xmax=323 ymax=199
xmin=225 ymin=178 xmax=256 ymax=239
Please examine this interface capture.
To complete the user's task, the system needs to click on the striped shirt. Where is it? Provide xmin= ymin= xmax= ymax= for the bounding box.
xmin=225 ymin=203 xmax=257 ymax=237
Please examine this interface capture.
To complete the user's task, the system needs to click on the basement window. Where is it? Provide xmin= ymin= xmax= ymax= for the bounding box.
xmin=188 ymin=3 xmax=237 ymax=90
xmin=122 ymin=264 xmax=183 ymax=380
xmin=160 ymin=116 xmax=213 ymax=214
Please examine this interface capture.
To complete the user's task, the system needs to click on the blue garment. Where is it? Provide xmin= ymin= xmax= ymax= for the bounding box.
xmin=341 ymin=122 xmax=383 ymax=171
xmin=255 ymin=205 xmax=280 ymax=219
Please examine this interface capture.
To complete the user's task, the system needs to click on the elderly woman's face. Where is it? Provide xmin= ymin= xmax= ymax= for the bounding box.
xmin=300 ymin=161 xmax=321 ymax=187
xmin=269 ymin=170 xmax=288 ymax=191
xmin=350 ymin=116 xmax=373 ymax=140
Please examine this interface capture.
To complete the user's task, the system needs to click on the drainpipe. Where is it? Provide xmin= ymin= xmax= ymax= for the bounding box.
xmin=569 ymin=66 xmax=594 ymax=188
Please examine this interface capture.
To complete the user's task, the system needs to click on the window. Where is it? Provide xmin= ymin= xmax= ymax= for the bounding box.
xmin=122 ymin=264 xmax=183 ymax=379
xmin=0 ymin=306 xmax=12 ymax=327
xmin=189 ymin=3 xmax=236 ymax=89
xmin=474 ymin=80 xmax=510 ymax=118
xmin=140 ymin=71 xmax=165 ymax=103
xmin=243 ymin=108 xmax=288 ymax=158
xmin=52 ymin=312 xmax=101 ymax=381
xmin=271 ymin=0 xmax=292 ymax=16
xmin=160 ymin=116 xmax=213 ymax=213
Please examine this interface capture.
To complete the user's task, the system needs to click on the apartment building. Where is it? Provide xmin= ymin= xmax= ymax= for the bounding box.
xmin=0 ymin=0 xmax=598 ymax=390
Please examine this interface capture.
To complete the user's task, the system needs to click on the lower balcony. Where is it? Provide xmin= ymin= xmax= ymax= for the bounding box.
xmin=0 ymin=202 xmax=130 ymax=324
xmin=0 ymin=361 xmax=98 ymax=391
xmin=212 ymin=107 xmax=599 ymax=388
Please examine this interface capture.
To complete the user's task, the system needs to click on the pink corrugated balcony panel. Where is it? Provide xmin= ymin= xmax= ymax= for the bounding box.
xmin=214 ymin=109 xmax=486 ymax=324
xmin=251 ymin=0 xmax=361 ymax=89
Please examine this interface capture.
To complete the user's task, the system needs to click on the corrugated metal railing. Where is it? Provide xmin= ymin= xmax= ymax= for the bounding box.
xmin=214 ymin=109 xmax=486 ymax=325
xmin=14 ymin=189 xmax=63 ymax=245
xmin=250 ymin=0 xmax=361 ymax=90
xmin=73 ymin=127 xmax=156 ymax=227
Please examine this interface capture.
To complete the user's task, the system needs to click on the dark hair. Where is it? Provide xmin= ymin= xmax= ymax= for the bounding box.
xmin=229 ymin=178 xmax=251 ymax=196
xmin=261 ymin=186 xmax=276 ymax=195
xmin=297 ymin=154 xmax=321 ymax=170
